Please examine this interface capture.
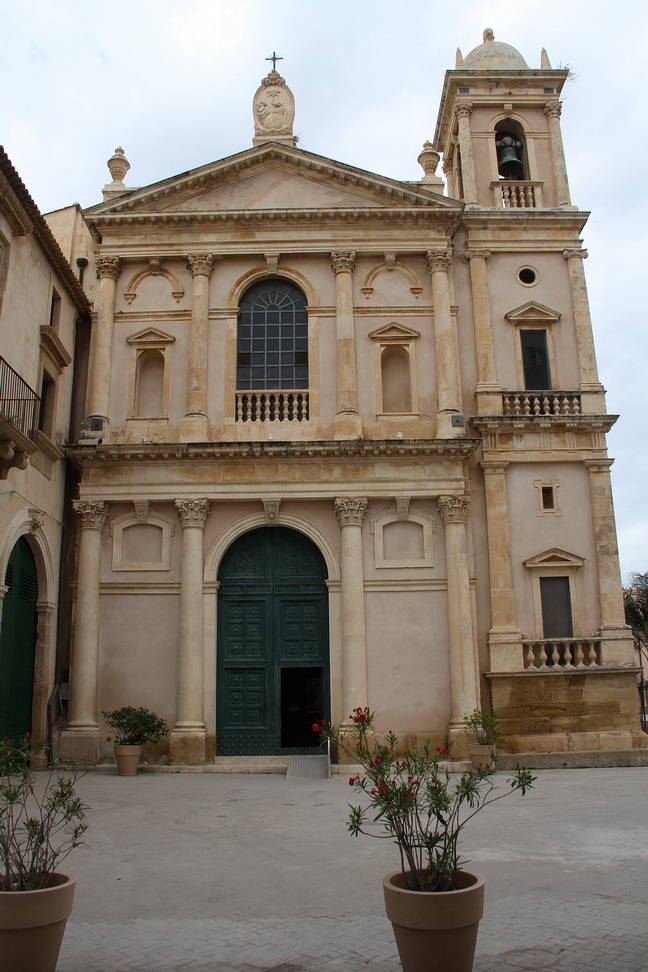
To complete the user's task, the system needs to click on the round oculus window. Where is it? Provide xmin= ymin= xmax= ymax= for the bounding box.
xmin=517 ymin=266 xmax=538 ymax=286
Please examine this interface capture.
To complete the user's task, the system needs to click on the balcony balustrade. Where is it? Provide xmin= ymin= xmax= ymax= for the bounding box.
xmin=0 ymin=356 xmax=40 ymax=436
xmin=236 ymin=390 xmax=309 ymax=423
xmin=523 ymin=638 xmax=602 ymax=670
xmin=492 ymin=181 xmax=544 ymax=209
xmin=502 ymin=392 xmax=582 ymax=417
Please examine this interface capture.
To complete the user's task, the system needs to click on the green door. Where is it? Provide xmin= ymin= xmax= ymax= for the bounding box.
xmin=217 ymin=527 xmax=329 ymax=755
xmin=0 ymin=537 xmax=38 ymax=739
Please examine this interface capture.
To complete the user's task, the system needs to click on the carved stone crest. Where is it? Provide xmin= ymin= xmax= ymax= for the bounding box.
xmin=253 ymin=70 xmax=296 ymax=146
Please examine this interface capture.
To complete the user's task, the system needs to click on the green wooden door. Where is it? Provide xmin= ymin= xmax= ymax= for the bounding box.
xmin=0 ymin=537 xmax=38 ymax=739
xmin=217 ymin=527 xmax=329 ymax=755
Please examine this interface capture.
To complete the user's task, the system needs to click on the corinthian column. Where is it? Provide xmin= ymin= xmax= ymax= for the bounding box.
xmin=59 ymin=500 xmax=108 ymax=764
xmin=180 ymin=254 xmax=213 ymax=442
xmin=88 ymin=257 xmax=121 ymax=431
xmin=331 ymin=252 xmax=362 ymax=438
xmin=427 ymin=249 xmax=464 ymax=438
xmin=334 ymin=498 xmax=368 ymax=730
xmin=170 ymin=498 xmax=210 ymax=764
xmin=562 ymin=249 xmax=604 ymax=409
xmin=455 ymin=103 xmax=478 ymax=207
xmin=544 ymin=102 xmax=573 ymax=209
xmin=584 ymin=461 xmax=635 ymax=667
xmin=438 ymin=495 xmax=478 ymax=757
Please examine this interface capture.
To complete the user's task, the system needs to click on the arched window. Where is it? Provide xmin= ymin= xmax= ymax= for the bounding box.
xmin=237 ymin=281 xmax=308 ymax=390
xmin=495 ymin=119 xmax=527 ymax=180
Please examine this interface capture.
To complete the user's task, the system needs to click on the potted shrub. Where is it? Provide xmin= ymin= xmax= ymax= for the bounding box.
xmin=464 ymin=710 xmax=504 ymax=769
xmin=102 ymin=706 xmax=169 ymax=776
xmin=316 ymin=709 xmax=534 ymax=972
xmin=0 ymin=735 xmax=88 ymax=972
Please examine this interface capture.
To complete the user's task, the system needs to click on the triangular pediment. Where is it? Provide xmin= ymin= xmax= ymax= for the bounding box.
xmin=369 ymin=322 xmax=421 ymax=340
xmin=84 ymin=143 xmax=461 ymax=220
xmin=126 ymin=326 xmax=175 ymax=346
xmin=524 ymin=548 xmax=584 ymax=569
xmin=505 ymin=301 xmax=562 ymax=325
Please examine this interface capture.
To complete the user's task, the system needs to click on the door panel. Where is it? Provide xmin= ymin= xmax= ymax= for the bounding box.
xmin=217 ymin=528 xmax=328 ymax=755
xmin=0 ymin=537 xmax=38 ymax=739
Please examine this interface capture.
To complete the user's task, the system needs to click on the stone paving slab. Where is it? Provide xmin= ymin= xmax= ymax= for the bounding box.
xmin=55 ymin=767 xmax=648 ymax=971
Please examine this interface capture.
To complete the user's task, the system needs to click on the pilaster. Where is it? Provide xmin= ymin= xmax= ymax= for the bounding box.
xmin=60 ymin=500 xmax=108 ymax=764
xmin=180 ymin=254 xmax=214 ymax=442
xmin=544 ymin=102 xmax=575 ymax=209
xmin=334 ymin=497 xmax=368 ymax=750
xmin=464 ymin=249 xmax=501 ymax=411
xmin=331 ymin=252 xmax=362 ymax=438
xmin=170 ymin=498 xmax=210 ymax=764
xmin=427 ymin=249 xmax=465 ymax=438
xmin=562 ymin=249 xmax=605 ymax=409
xmin=87 ymin=257 xmax=121 ymax=438
xmin=455 ymin=103 xmax=478 ymax=207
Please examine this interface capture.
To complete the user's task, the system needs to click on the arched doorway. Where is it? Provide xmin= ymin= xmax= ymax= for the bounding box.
xmin=217 ymin=527 xmax=329 ymax=755
xmin=0 ymin=536 xmax=38 ymax=739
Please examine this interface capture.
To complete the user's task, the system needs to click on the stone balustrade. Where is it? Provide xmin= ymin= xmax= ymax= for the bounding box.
xmin=523 ymin=638 xmax=602 ymax=670
xmin=502 ymin=392 xmax=581 ymax=416
xmin=492 ymin=181 xmax=544 ymax=209
xmin=236 ymin=390 xmax=309 ymax=422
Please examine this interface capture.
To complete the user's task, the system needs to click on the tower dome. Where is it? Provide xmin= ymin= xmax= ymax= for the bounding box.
xmin=463 ymin=28 xmax=529 ymax=70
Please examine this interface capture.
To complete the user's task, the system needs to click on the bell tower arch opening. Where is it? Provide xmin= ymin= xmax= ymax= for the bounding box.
xmin=495 ymin=119 xmax=527 ymax=181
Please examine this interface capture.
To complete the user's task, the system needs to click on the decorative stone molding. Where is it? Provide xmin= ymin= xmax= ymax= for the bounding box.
xmin=124 ymin=260 xmax=185 ymax=304
xmin=263 ymin=499 xmax=281 ymax=524
xmin=361 ymin=257 xmax=422 ymax=298
xmin=437 ymin=495 xmax=470 ymax=524
xmin=563 ymin=249 xmax=588 ymax=261
xmin=175 ymin=498 xmax=210 ymax=529
xmin=584 ymin=459 xmax=614 ymax=475
xmin=331 ymin=251 xmax=356 ymax=275
xmin=544 ymin=101 xmax=563 ymax=119
xmin=187 ymin=253 xmax=214 ymax=278
xmin=265 ymin=253 xmax=280 ymax=275
xmin=455 ymin=102 xmax=473 ymax=119
xmin=334 ymin=497 xmax=368 ymax=526
xmin=28 ymin=509 xmax=45 ymax=533
xmin=396 ymin=497 xmax=411 ymax=520
xmin=253 ymin=70 xmax=295 ymax=139
xmin=39 ymin=325 xmax=72 ymax=373
xmin=426 ymin=249 xmax=453 ymax=274
xmin=95 ymin=256 xmax=121 ymax=281
xmin=73 ymin=500 xmax=108 ymax=530
xmin=133 ymin=500 xmax=149 ymax=523
xmin=0 ymin=432 xmax=30 ymax=479
xmin=505 ymin=301 xmax=562 ymax=326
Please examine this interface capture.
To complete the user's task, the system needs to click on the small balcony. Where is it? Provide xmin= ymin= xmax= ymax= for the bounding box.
xmin=235 ymin=390 xmax=309 ymax=423
xmin=523 ymin=638 xmax=602 ymax=670
xmin=0 ymin=355 xmax=40 ymax=478
xmin=491 ymin=181 xmax=544 ymax=209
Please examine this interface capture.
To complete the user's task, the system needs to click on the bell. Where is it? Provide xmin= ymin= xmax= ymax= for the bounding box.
xmin=497 ymin=141 xmax=523 ymax=179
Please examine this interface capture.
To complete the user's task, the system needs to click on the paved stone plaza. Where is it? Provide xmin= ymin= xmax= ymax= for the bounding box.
xmin=57 ymin=767 xmax=648 ymax=972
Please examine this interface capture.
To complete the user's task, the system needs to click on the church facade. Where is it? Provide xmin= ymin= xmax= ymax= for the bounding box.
xmin=40 ymin=31 xmax=643 ymax=765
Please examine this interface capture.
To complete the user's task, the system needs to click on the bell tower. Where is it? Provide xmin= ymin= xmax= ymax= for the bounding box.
xmin=434 ymin=28 xmax=575 ymax=211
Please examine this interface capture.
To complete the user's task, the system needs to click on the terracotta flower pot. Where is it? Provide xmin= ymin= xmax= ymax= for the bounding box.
xmin=382 ymin=869 xmax=485 ymax=972
xmin=114 ymin=743 xmax=142 ymax=775
xmin=0 ymin=872 xmax=76 ymax=972
xmin=468 ymin=744 xmax=494 ymax=770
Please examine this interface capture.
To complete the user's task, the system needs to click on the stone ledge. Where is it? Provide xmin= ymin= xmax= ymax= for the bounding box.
xmin=496 ymin=748 xmax=648 ymax=770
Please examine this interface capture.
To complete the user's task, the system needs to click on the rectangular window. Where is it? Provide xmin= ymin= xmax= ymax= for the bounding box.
xmin=49 ymin=289 xmax=61 ymax=331
xmin=520 ymin=329 xmax=551 ymax=390
xmin=38 ymin=371 xmax=56 ymax=439
xmin=540 ymin=576 xmax=573 ymax=638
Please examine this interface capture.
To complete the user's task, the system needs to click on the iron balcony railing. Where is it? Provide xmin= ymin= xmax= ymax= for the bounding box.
xmin=0 ymin=356 xmax=40 ymax=436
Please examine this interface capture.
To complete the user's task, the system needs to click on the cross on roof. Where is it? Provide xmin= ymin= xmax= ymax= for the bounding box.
xmin=266 ymin=52 xmax=283 ymax=70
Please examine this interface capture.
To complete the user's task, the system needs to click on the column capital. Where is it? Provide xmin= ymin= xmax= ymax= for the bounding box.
xmin=73 ymin=500 xmax=108 ymax=530
xmin=480 ymin=460 xmax=509 ymax=475
xmin=464 ymin=248 xmax=491 ymax=261
xmin=563 ymin=248 xmax=588 ymax=261
xmin=427 ymin=248 xmax=453 ymax=275
xmin=175 ymin=498 xmax=210 ymax=528
xmin=442 ymin=157 xmax=453 ymax=176
xmin=334 ymin=497 xmax=368 ymax=526
xmin=544 ymin=100 xmax=563 ymax=119
xmin=331 ymin=251 xmax=356 ymax=274
xmin=95 ymin=256 xmax=121 ymax=280
xmin=187 ymin=253 xmax=214 ymax=277
xmin=437 ymin=494 xmax=471 ymax=524
xmin=584 ymin=459 xmax=614 ymax=474
xmin=455 ymin=101 xmax=473 ymax=119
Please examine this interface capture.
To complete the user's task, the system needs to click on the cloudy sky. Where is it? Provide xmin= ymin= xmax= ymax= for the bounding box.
xmin=2 ymin=0 xmax=647 ymax=580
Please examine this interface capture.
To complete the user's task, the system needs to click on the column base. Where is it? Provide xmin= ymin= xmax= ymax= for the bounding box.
xmin=334 ymin=410 xmax=362 ymax=439
xmin=169 ymin=727 xmax=207 ymax=765
xmin=447 ymin=723 xmax=472 ymax=760
xmin=179 ymin=413 xmax=209 ymax=442
xmin=59 ymin=727 xmax=100 ymax=765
